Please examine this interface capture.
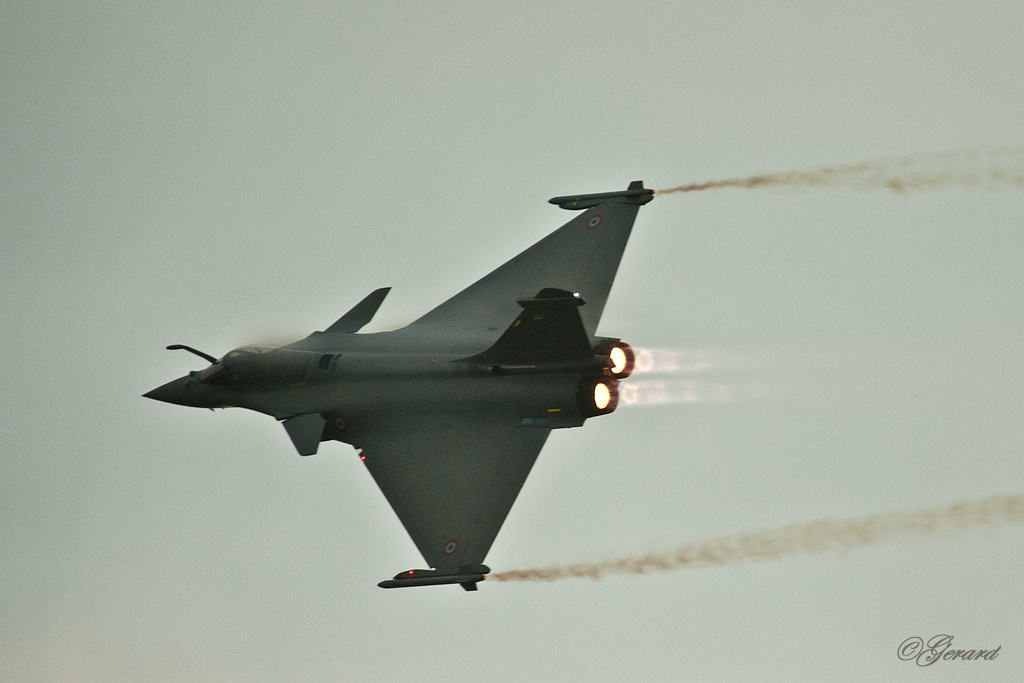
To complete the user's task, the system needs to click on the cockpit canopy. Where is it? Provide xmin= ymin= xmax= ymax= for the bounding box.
xmin=199 ymin=346 xmax=319 ymax=385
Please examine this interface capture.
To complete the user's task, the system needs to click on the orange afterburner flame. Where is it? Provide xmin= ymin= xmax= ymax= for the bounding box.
xmin=488 ymin=494 xmax=1024 ymax=583
xmin=655 ymin=148 xmax=1024 ymax=195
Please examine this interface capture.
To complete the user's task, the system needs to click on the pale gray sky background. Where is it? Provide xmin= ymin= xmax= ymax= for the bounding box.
xmin=2 ymin=2 xmax=1022 ymax=681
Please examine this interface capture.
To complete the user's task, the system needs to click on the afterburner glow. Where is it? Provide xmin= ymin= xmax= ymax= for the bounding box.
xmin=594 ymin=382 xmax=611 ymax=410
xmin=609 ymin=346 xmax=628 ymax=374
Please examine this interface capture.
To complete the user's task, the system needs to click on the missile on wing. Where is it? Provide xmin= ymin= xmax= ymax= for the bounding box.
xmin=548 ymin=180 xmax=654 ymax=210
xmin=378 ymin=566 xmax=490 ymax=591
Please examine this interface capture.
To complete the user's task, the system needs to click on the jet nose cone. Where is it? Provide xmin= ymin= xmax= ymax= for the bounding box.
xmin=143 ymin=376 xmax=192 ymax=406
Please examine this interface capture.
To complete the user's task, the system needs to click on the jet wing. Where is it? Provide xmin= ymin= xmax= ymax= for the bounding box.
xmin=344 ymin=415 xmax=550 ymax=572
xmin=406 ymin=182 xmax=652 ymax=341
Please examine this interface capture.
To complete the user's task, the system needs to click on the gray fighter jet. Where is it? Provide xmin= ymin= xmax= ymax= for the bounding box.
xmin=145 ymin=181 xmax=654 ymax=590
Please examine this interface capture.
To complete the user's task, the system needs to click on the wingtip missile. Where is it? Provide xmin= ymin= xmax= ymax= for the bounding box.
xmin=378 ymin=567 xmax=489 ymax=590
xmin=549 ymin=180 xmax=654 ymax=210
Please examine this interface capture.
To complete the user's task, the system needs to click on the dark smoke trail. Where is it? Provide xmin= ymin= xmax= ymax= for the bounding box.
xmin=488 ymin=494 xmax=1024 ymax=583
xmin=656 ymin=148 xmax=1024 ymax=195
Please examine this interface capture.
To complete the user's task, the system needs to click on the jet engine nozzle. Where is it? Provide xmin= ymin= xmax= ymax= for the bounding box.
xmin=578 ymin=377 xmax=619 ymax=417
xmin=594 ymin=340 xmax=635 ymax=378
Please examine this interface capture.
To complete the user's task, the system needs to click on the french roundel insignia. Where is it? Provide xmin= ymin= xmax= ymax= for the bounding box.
xmin=442 ymin=539 xmax=459 ymax=556
xmin=586 ymin=215 xmax=602 ymax=229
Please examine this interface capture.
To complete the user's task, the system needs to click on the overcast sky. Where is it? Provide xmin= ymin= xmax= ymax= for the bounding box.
xmin=2 ymin=2 xmax=1022 ymax=681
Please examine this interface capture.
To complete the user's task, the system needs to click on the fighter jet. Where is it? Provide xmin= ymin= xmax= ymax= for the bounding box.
xmin=145 ymin=181 xmax=654 ymax=590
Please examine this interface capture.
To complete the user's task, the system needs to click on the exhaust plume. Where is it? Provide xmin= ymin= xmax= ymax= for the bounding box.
xmin=622 ymin=347 xmax=779 ymax=405
xmin=656 ymin=147 xmax=1024 ymax=195
xmin=619 ymin=378 xmax=767 ymax=406
xmin=632 ymin=347 xmax=762 ymax=374
xmin=489 ymin=494 xmax=1024 ymax=583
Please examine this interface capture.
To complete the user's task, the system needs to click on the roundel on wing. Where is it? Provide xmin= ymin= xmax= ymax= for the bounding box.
xmin=586 ymin=214 xmax=602 ymax=229
xmin=442 ymin=539 xmax=459 ymax=556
